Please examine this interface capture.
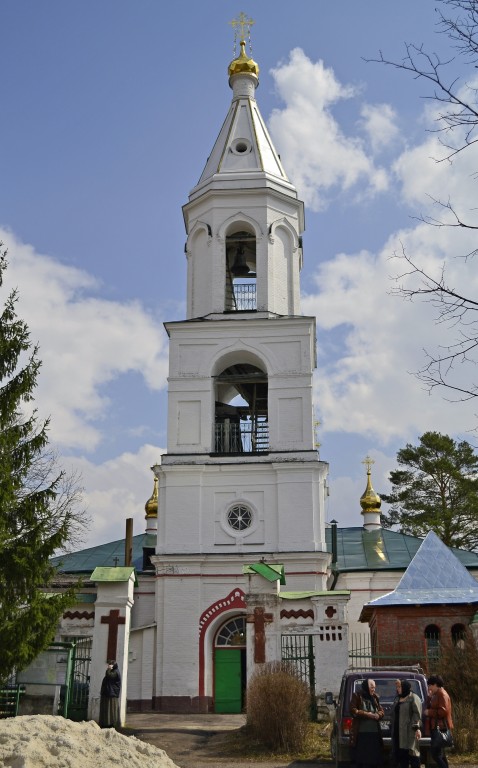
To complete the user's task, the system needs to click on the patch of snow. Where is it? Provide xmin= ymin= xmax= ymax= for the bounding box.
xmin=0 ymin=715 xmax=181 ymax=768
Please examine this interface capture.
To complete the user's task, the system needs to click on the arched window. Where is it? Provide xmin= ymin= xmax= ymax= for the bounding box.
xmin=425 ymin=624 xmax=440 ymax=662
xmin=215 ymin=617 xmax=246 ymax=647
xmin=225 ymin=230 xmax=257 ymax=311
xmin=214 ymin=364 xmax=268 ymax=453
xmin=451 ymin=623 xmax=466 ymax=649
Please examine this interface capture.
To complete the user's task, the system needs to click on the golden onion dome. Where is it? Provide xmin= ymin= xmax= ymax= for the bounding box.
xmin=145 ymin=475 xmax=158 ymax=519
xmin=228 ymin=40 xmax=259 ymax=79
xmin=360 ymin=469 xmax=381 ymax=514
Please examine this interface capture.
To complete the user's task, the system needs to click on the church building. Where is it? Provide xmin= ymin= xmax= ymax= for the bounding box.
xmin=23 ymin=18 xmax=478 ymax=722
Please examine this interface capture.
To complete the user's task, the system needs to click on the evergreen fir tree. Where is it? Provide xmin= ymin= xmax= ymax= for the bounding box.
xmin=381 ymin=431 xmax=478 ymax=550
xmin=0 ymin=247 xmax=83 ymax=682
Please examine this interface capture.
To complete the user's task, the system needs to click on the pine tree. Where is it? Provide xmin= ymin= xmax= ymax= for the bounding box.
xmin=0 ymin=247 xmax=83 ymax=682
xmin=381 ymin=431 xmax=478 ymax=550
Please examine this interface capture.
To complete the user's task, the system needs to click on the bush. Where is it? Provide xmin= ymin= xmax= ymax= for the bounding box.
xmin=435 ymin=632 xmax=478 ymax=755
xmin=246 ymin=661 xmax=310 ymax=753
xmin=451 ymin=701 xmax=478 ymax=754
xmin=435 ymin=632 xmax=478 ymax=708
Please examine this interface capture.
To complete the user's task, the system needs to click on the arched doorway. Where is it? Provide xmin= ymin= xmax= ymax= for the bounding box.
xmin=214 ymin=616 xmax=246 ymax=713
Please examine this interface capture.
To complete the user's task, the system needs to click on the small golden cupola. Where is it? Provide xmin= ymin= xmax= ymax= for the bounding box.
xmin=144 ymin=475 xmax=158 ymax=535
xmin=360 ymin=456 xmax=382 ymax=531
xmin=228 ymin=12 xmax=259 ymax=85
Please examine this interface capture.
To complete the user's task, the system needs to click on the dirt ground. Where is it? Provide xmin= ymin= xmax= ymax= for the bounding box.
xmin=123 ymin=713 xmax=472 ymax=768
xmin=123 ymin=712 xmax=330 ymax=768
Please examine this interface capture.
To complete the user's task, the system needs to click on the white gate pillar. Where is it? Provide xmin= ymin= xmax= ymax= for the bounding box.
xmin=88 ymin=566 xmax=136 ymax=725
xmin=243 ymin=563 xmax=283 ymax=683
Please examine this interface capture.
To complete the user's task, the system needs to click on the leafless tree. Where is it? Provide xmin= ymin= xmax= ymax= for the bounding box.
xmin=367 ymin=0 xmax=478 ymax=400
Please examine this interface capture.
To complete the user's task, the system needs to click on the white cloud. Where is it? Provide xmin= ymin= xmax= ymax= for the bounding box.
xmin=304 ymin=215 xmax=478 ymax=442
xmin=393 ymin=135 xmax=478 ymax=231
xmin=268 ymin=48 xmax=389 ymax=211
xmin=359 ymin=103 xmax=400 ymax=153
xmin=0 ymin=228 xmax=169 ymax=451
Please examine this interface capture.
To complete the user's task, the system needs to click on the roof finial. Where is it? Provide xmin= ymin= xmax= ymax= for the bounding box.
xmin=228 ymin=13 xmax=259 ymax=83
xmin=362 ymin=455 xmax=375 ymax=475
xmin=230 ymin=11 xmax=255 ymax=55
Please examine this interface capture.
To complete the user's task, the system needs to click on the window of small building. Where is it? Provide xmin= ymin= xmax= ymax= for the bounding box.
xmin=425 ymin=624 xmax=440 ymax=661
xmin=451 ymin=623 xmax=466 ymax=649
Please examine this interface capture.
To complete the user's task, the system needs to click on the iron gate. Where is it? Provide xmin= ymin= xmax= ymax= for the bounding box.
xmin=60 ymin=637 xmax=92 ymax=720
xmin=281 ymin=634 xmax=317 ymax=719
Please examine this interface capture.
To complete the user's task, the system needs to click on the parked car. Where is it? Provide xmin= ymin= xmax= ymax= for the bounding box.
xmin=325 ymin=667 xmax=432 ymax=767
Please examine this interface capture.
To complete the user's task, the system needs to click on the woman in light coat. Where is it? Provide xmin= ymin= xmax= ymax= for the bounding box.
xmin=390 ymin=680 xmax=422 ymax=768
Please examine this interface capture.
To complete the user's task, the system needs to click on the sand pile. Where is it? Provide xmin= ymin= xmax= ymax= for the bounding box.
xmin=0 ymin=714 xmax=181 ymax=768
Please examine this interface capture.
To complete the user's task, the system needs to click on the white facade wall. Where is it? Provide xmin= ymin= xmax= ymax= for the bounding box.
xmin=156 ymin=461 xmax=328 ymax=556
xmin=127 ymin=625 xmax=156 ymax=704
xmin=130 ymin=579 xmax=156 ymax=629
xmin=164 ymin=316 xmax=317 ymax=456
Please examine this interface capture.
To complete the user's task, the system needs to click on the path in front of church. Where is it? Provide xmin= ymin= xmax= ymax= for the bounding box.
xmin=123 ymin=712 xmax=331 ymax=767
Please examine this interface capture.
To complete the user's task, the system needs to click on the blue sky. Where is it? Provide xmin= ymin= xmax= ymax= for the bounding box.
xmin=2 ymin=1 xmax=478 ymax=547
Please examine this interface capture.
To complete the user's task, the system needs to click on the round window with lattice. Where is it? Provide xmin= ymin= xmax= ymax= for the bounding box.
xmin=227 ymin=504 xmax=253 ymax=532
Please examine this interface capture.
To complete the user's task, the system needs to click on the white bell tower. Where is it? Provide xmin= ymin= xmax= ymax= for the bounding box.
xmin=152 ymin=17 xmax=330 ymax=712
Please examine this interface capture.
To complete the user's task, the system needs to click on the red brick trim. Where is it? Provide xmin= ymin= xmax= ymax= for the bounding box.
xmin=198 ymin=588 xmax=246 ymax=697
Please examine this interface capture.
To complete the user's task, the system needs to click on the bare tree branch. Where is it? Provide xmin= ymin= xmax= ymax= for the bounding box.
xmin=368 ymin=1 xmax=478 ymax=400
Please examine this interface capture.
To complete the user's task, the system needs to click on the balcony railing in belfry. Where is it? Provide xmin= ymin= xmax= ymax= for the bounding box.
xmin=232 ymin=282 xmax=256 ymax=310
xmin=214 ymin=420 xmax=269 ymax=453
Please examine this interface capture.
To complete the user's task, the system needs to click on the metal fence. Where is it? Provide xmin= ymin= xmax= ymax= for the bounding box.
xmin=281 ymin=634 xmax=317 ymax=719
xmin=214 ymin=420 xmax=269 ymax=453
xmin=349 ymin=632 xmax=440 ymax=673
xmin=231 ymin=282 xmax=257 ymax=311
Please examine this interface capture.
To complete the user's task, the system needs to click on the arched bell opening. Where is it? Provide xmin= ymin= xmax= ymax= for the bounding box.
xmin=225 ymin=230 xmax=257 ymax=311
xmin=214 ymin=363 xmax=268 ymax=453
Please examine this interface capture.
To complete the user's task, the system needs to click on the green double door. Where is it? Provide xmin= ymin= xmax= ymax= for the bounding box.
xmin=214 ymin=648 xmax=246 ymax=713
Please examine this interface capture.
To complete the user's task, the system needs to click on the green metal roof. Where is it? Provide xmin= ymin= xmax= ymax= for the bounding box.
xmin=325 ymin=526 xmax=478 ymax=572
xmin=280 ymin=590 xmax=350 ymax=600
xmin=243 ymin=563 xmax=286 ymax=584
xmin=91 ymin=566 xmax=138 ymax=586
xmin=51 ymin=533 xmax=151 ymax=574
xmin=52 ymin=526 xmax=478 ymax=579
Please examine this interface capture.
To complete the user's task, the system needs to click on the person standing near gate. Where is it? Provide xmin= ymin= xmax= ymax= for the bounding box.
xmin=99 ymin=660 xmax=121 ymax=728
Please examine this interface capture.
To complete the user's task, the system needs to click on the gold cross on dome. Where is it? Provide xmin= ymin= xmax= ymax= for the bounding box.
xmin=362 ymin=455 xmax=375 ymax=474
xmin=230 ymin=12 xmax=255 ymax=44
